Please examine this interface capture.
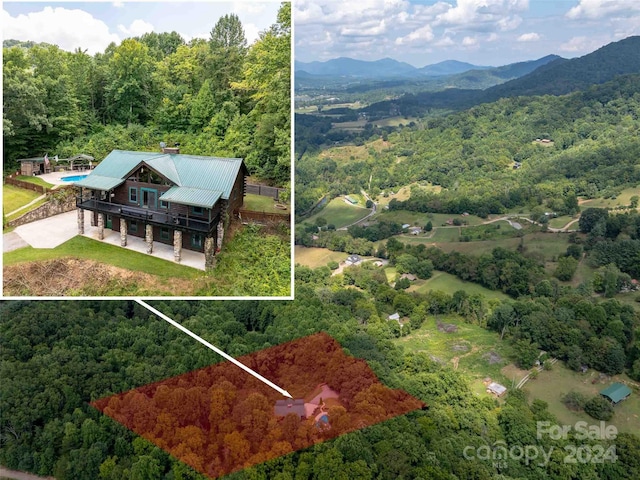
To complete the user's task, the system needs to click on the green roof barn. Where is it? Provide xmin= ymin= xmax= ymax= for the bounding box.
xmin=600 ymin=383 xmax=632 ymax=405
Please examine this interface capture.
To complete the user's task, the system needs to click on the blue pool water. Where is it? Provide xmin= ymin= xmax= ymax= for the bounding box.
xmin=61 ymin=174 xmax=88 ymax=182
xmin=319 ymin=414 xmax=329 ymax=423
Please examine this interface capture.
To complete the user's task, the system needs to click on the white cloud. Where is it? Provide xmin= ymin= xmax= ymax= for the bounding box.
xmin=517 ymin=32 xmax=540 ymax=42
xmin=558 ymin=35 xmax=608 ymax=53
xmin=435 ymin=0 xmax=528 ymax=30
xmin=566 ymin=0 xmax=640 ymax=20
xmin=487 ymin=32 xmax=499 ymax=42
xmin=395 ymin=24 xmax=434 ymax=45
xmin=112 ymin=1 xmax=125 ymax=8
xmin=118 ymin=19 xmax=154 ymax=38
xmin=341 ymin=20 xmax=387 ymax=37
xmin=2 ymin=7 xmax=120 ymax=54
xmin=462 ymin=35 xmax=477 ymax=46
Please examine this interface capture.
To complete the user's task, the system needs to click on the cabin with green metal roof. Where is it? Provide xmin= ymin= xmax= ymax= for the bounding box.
xmin=75 ymin=147 xmax=247 ymax=268
xmin=600 ymin=383 xmax=632 ymax=405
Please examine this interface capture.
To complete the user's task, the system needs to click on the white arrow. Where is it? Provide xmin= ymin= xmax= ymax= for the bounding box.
xmin=135 ymin=299 xmax=292 ymax=398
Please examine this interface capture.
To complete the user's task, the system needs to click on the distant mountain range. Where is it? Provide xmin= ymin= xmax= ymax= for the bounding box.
xmin=295 ymin=56 xmax=561 ymax=80
xmin=362 ymin=35 xmax=640 ymax=117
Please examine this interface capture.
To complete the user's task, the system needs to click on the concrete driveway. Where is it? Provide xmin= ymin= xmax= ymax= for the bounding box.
xmin=4 ymin=210 xmax=205 ymax=270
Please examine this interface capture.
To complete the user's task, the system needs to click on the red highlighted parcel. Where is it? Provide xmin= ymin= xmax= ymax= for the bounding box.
xmin=91 ymin=332 xmax=424 ymax=478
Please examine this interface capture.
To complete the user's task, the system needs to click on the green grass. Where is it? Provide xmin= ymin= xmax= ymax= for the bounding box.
xmin=294 ymin=246 xmax=348 ymax=268
xmin=4 ymin=236 xmax=201 ymax=279
xmin=301 ymin=197 xmax=371 ymax=229
xmin=374 ymin=210 xmax=484 ymax=227
xmin=243 ymin=194 xmax=289 ymax=214
xmin=431 ymin=227 xmax=460 ymax=242
xmin=384 ymin=266 xmax=398 ymax=283
xmin=396 ymin=314 xmax=513 ymax=392
xmin=522 ymin=363 xmax=640 ymax=435
xmin=3 ymin=184 xmax=43 ymax=215
xmin=409 ymin=270 xmax=511 ymax=301
xmin=580 ymin=186 xmax=640 ymax=209
xmin=15 ymin=175 xmax=55 ymax=189
xmin=548 ymin=215 xmax=576 ymax=229
xmin=373 ymin=116 xmax=419 ymax=127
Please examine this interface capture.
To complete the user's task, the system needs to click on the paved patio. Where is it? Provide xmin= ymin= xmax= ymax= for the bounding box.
xmin=5 ymin=210 xmax=205 ymax=270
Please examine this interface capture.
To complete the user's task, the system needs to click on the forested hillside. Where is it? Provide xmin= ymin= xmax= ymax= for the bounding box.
xmin=2 ymin=271 xmax=639 ymax=479
xmin=297 ymin=74 xmax=640 ymax=215
xmin=3 ymin=3 xmax=290 ymax=184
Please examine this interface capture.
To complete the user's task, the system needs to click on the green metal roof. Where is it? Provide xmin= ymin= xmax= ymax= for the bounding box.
xmin=77 ymin=150 xmax=245 ymax=204
xmin=600 ymin=383 xmax=632 ymax=403
xmin=75 ymin=174 xmax=124 ymax=191
xmin=159 ymin=187 xmax=222 ymax=208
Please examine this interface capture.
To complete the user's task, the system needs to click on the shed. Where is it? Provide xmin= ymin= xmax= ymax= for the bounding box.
xmin=388 ymin=313 xmax=400 ymax=322
xmin=274 ymin=399 xmax=306 ymax=418
xmin=399 ymin=273 xmax=417 ymax=281
xmin=487 ymin=382 xmax=507 ymax=397
xmin=600 ymin=383 xmax=632 ymax=405
xmin=345 ymin=254 xmax=362 ymax=265
xmin=19 ymin=157 xmax=51 ymax=176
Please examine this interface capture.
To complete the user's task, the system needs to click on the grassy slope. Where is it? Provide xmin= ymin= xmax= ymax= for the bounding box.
xmin=3 ymin=185 xmax=43 ymax=214
xmin=243 ymin=193 xmax=289 ymax=214
xmin=301 ymin=197 xmax=371 ymax=229
xmin=294 ymin=246 xmax=348 ymax=268
xmin=409 ymin=270 xmax=511 ymax=301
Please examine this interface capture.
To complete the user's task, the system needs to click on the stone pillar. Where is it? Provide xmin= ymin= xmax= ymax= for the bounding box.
xmin=120 ymin=218 xmax=127 ymax=246
xmin=204 ymin=236 xmax=216 ymax=270
xmin=216 ymin=221 xmax=225 ymax=250
xmin=97 ymin=213 xmax=104 ymax=240
xmin=77 ymin=208 xmax=85 ymax=234
xmin=145 ymin=224 xmax=153 ymax=254
xmin=173 ymin=230 xmax=182 ymax=263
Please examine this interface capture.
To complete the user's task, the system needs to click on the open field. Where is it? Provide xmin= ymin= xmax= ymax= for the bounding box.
xmin=317 ymin=138 xmax=393 ymax=163
xmin=549 ymin=215 xmax=577 ymax=229
xmin=301 ymin=197 xmax=371 ymax=229
xmin=580 ymin=186 xmax=640 ymax=209
xmin=243 ymin=194 xmax=289 ymax=214
xmin=373 ymin=116 xmax=419 ymax=127
xmin=331 ymin=119 xmax=367 ymax=131
xmin=395 ymin=315 xmax=513 ymax=395
xmin=375 ymin=183 xmax=443 ymax=206
xmin=615 ymin=291 xmax=640 ymax=312
xmin=294 ymin=246 xmax=348 ymax=268
xmin=409 ymin=270 xmax=511 ymax=301
xmin=522 ymin=363 xmax=640 ymax=435
xmin=373 ymin=210 xmax=485 ymax=227
xmin=384 ymin=266 xmax=398 ymax=283
xmin=3 ymin=185 xmax=43 ymax=215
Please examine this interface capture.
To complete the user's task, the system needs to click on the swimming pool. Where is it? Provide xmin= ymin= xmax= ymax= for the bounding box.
xmin=61 ymin=174 xmax=88 ymax=182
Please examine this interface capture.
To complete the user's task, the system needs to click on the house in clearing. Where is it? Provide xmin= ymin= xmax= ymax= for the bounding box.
xmin=274 ymin=399 xmax=307 ymax=418
xmin=600 ymin=383 xmax=632 ymax=405
xmin=75 ymin=148 xmax=247 ymax=269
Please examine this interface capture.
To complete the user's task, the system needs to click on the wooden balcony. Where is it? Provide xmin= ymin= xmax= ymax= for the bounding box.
xmin=76 ymin=197 xmax=214 ymax=233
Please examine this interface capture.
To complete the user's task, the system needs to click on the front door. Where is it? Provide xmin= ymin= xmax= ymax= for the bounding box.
xmin=141 ymin=188 xmax=157 ymax=209
xmin=106 ymin=215 xmax=112 ymax=229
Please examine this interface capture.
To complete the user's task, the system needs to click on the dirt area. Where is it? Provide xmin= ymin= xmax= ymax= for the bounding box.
xmin=3 ymin=258 xmax=196 ymax=296
xmin=483 ymin=351 xmax=503 ymax=365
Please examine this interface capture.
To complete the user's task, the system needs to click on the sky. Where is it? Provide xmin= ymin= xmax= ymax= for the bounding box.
xmin=2 ymin=0 xmax=283 ymax=55
xmin=294 ymin=0 xmax=640 ymax=67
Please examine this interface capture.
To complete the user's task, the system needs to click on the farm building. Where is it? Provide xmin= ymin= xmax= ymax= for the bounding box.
xmin=75 ymin=148 xmax=247 ymax=269
xmin=600 ymin=383 xmax=632 ymax=405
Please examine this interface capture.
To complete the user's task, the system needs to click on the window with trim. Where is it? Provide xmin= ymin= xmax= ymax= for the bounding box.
xmin=129 ymin=187 xmax=137 ymax=203
xmin=129 ymin=220 xmax=138 ymax=233
xmin=192 ymin=206 xmax=204 ymax=215
xmin=160 ymin=227 xmax=170 ymax=240
xmin=191 ymin=234 xmax=203 ymax=248
xmin=160 ymin=200 xmax=168 ymax=209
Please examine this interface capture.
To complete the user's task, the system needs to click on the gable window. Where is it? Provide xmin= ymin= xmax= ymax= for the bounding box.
xmin=192 ymin=206 xmax=204 ymax=215
xmin=129 ymin=187 xmax=137 ymax=203
xmin=160 ymin=227 xmax=170 ymax=240
xmin=191 ymin=233 xmax=203 ymax=248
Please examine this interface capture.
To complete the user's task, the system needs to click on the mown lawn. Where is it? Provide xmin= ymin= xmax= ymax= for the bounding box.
xmin=4 ymin=236 xmax=201 ymax=279
xmin=3 ymin=184 xmax=43 ymax=215
xmin=243 ymin=193 xmax=289 ymax=214
xmin=409 ymin=270 xmax=511 ymax=301
xmin=548 ymin=215 xmax=576 ymax=229
xmin=301 ymin=197 xmax=371 ymax=229
xmin=522 ymin=363 xmax=640 ymax=435
xmin=15 ymin=175 xmax=55 ymax=189
xmin=294 ymin=246 xmax=348 ymax=268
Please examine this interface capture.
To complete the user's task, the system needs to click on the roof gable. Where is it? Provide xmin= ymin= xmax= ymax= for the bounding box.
xmin=76 ymin=150 xmax=245 ymax=201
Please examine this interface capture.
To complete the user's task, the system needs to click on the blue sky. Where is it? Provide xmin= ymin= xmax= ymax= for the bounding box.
xmin=2 ymin=1 xmax=283 ymax=54
xmin=294 ymin=0 xmax=640 ymax=66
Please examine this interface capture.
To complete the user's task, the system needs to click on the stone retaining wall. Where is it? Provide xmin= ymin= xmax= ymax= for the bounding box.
xmin=7 ymin=190 xmax=77 ymax=227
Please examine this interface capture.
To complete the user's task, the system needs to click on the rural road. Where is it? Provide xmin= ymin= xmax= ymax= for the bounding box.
xmin=0 ymin=466 xmax=55 ymax=480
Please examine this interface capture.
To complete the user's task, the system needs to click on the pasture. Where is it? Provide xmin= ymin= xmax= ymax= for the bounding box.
xmin=409 ymin=270 xmax=511 ymax=302
xmin=294 ymin=246 xmax=348 ymax=268
xmin=301 ymin=197 xmax=371 ymax=229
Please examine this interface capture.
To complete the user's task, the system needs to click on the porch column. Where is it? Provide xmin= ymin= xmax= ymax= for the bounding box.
xmin=204 ymin=236 xmax=216 ymax=270
xmin=173 ymin=230 xmax=182 ymax=263
xmin=120 ymin=218 xmax=127 ymax=246
xmin=145 ymin=224 xmax=153 ymax=254
xmin=97 ymin=213 xmax=104 ymax=240
xmin=77 ymin=208 xmax=85 ymax=234
xmin=216 ymin=221 xmax=225 ymax=250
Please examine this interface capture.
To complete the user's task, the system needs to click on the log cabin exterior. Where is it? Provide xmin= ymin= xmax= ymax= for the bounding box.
xmin=75 ymin=149 xmax=247 ymax=269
